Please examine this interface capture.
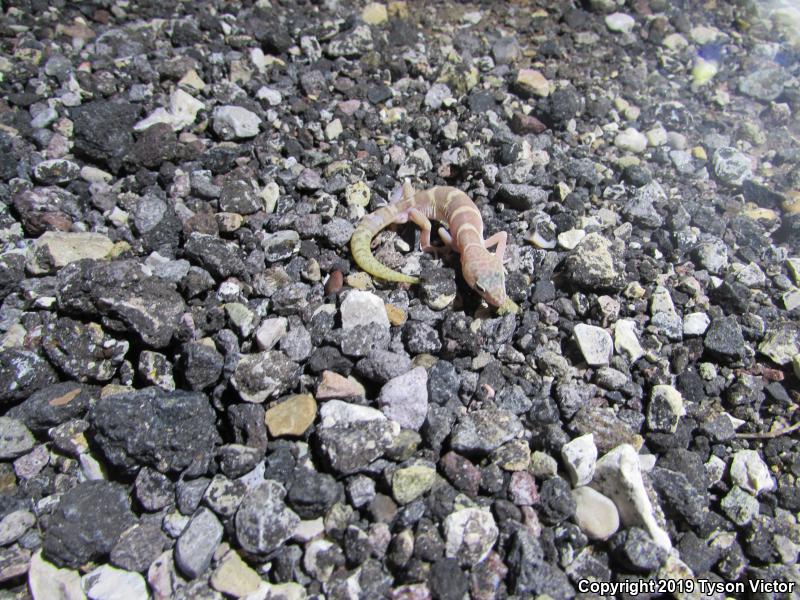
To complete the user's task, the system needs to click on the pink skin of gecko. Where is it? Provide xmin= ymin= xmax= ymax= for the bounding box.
xmin=350 ymin=182 xmax=518 ymax=313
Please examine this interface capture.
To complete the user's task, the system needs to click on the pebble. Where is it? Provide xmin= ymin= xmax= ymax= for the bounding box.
xmin=758 ymin=322 xmax=799 ymax=365
xmin=212 ymin=106 xmax=261 ymax=140
xmin=729 ymin=449 xmax=775 ymax=496
xmin=264 ymin=394 xmax=317 ymax=437
xmin=444 ymin=508 xmax=498 ymax=567
xmin=210 ymin=550 xmax=263 ymax=597
xmin=83 ymin=564 xmax=149 ymax=600
xmin=712 ymin=146 xmax=752 ymax=186
xmin=392 ymin=462 xmax=437 ymax=504
xmin=450 ymin=409 xmax=523 ymax=456
xmin=28 ymin=550 xmax=83 ymax=600
xmin=646 ymin=385 xmax=686 ymax=433
xmin=590 ymin=444 xmax=671 ymax=550
xmin=561 ymin=433 xmax=598 ymax=487
xmin=340 ymin=290 xmax=390 ymax=330
xmin=235 ymin=480 xmax=300 ymax=555
xmin=0 ymin=510 xmax=35 ymax=546
xmin=316 ymin=370 xmax=364 ymax=400
xmin=613 ymin=319 xmax=644 ymax=363
xmin=377 ymin=367 xmax=428 ymax=430
xmin=683 ymin=312 xmax=710 ymax=336
xmin=515 ymin=69 xmax=550 ymax=97
xmin=615 ymin=128 xmax=648 ymax=153
xmin=573 ymin=324 xmax=613 ymax=366
xmin=27 ymin=231 xmax=115 ymax=275
xmin=721 ymin=485 xmax=760 ymax=526
xmin=738 ymin=65 xmax=786 ymax=101
xmin=0 ymin=417 xmax=35 ymax=459
xmin=231 ymin=351 xmax=300 ymax=403
xmin=572 ymin=486 xmax=620 ymax=541
xmin=175 ymin=507 xmax=223 ymax=579
xmin=605 ymin=12 xmax=635 ymax=33
xmin=563 ymin=233 xmax=624 ymax=291
xmin=362 ymin=2 xmax=388 ymax=25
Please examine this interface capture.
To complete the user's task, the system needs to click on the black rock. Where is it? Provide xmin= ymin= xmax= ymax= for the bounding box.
xmin=42 ymin=317 xmax=128 ymax=383
xmin=355 ymin=350 xmax=412 ymax=384
xmin=507 ymin=528 xmax=575 ymax=599
xmin=609 ymin=527 xmax=668 ymax=573
xmin=427 ymin=360 xmax=459 ymax=405
xmin=71 ymin=100 xmax=140 ymax=173
xmin=429 ymin=557 xmax=468 ymax=600
xmin=676 ymin=531 xmax=719 ymax=575
xmin=286 ymin=468 xmax=343 ymax=519
xmin=132 ymin=191 xmax=182 ymax=252
xmin=134 ymin=467 xmax=175 ymax=512
xmin=402 ymin=321 xmax=442 ymax=355
xmin=179 ymin=341 xmax=224 ymax=390
xmin=57 ymin=259 xmax=187 ymax=349
xmin=183 ymin=233 xmax=247 ymax=279
xmin=110 ymin=521 xmax=169 ymax=572
xmin=0 ymin=253 xmax=25 ymax=300
xmin=537 ymin=477 xmax=576 ymax=525
xmin=127 ymin=123 xmax=182 ymax=169
xmin=7 ymin=381 xmax=95 ymax=433
xmin=650 ymin=466 xmax=708 ymax=529
xmin=43 ymin=480 xmax=137 ymax=568
xmin=704 ymin=316 xmax=747 ymax=362
xmin=89 ymin=387 xmax=220 ymax=476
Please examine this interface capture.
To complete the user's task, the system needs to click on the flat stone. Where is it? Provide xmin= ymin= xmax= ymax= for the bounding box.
xmin=614 ymin=319 xmax=644 ymax=363
xmin=264 ymin=394 xmax=317 ymax=437
xmin=0 ymin=417 xmax=35 ymax=459
xmin=316 ymin=370 xmax=364 ymax=400
xmin=515 ymin=69 xmax=550 ymax=97
xmin=0 ymin=545 xmax=30 ymax=583
xmin=27 ymin=231 xmax=115 ymax=275
xmin=758 ymin=322 xmax=799 ymax=366
xmin=646 ymin=385 xmax=686 ymax=433
xmin=362 ymin=2 xmax=388 ymax=24
xmin=0 ymin=509 xmax=36 ymax=545
xmin=235 ymin=480 xmax=299 ymax=555
xmin=605 ymin=12 xmax=635 ymax=33
xmin=683 ymin=312 xmax=710 ymax=336
xmin=212 ymin=106 xmax=261 ymax=140
xmin=615 ymin=128 xmax=648 ymax=153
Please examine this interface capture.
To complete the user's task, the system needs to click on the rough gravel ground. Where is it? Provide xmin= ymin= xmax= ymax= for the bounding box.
xmin=0 ymin=0 xmax=799 ymax=599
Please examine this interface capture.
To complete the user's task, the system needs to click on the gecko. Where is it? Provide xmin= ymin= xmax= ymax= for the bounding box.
xmin=350 ymin=183 xmax=519 ymax=314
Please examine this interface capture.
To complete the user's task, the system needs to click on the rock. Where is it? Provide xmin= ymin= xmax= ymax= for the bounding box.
xmin=614 ymin=319 xmax=644 ymax=363
xmin=450 ymin=409 xmax=523 ymax=456
xmin=573 ymin=324 xmax=613 ymax=366
xmin=340 ymin=290 xmax=390 ymax=330
xmin=515 ymin=69 xmax=550 ymax=97
xmin=175 ymin=508 xmax=223 ymax=579
xmin=110 ymin=522 xmax=169 ymax=573
xmin=316 ymin=370 xmax=364 ymax=400
xmin=42 ymin=317 xmax=128 ymax=383
xmin=210 ymin=550 xmax=263 ymax=597
xmin=506 ymin=528 xmax=574 ymax=598
xmin=624 ymin=181 xmax=665 ymax=228
xmin=316 ymin=409 xmax=400 ymax=474
xmin=212 ymin=105 xmax=261 ymax=140
xmin=0 ymin=510 xmax=35 ymax=546
xmin=730 ymin=449 xmax=775 ymax=496
xmin=235 ymin=481 xmax=300 ymax=555
xmin=712 ymin=146 xmax=752 ymax=186
xmin=83 ymin=564 xmax=149 ymax=600
xmin=392 ymin=462 xmax=437 ymax=505
xmin=264 ymin=394 xmax=317 ymax=437
xmin=570 ymin=406 xmax=643 ymax=454
xmin=693 ymin=238 xmax=728 ymax=274
xmin=758 ymin=322 xmax=799 ymax=365
xmin=42 ymin=481 xmax=137 ymax=568
xmin=89 ymin=387 xmax=220 ymax=476
xmin=71 ymin=100 xmax=139 ymax=173
xmin=609 ymin=527 xmax=668 ymax=573
xmin=605 ymin=12 xmax=635 ymax=33
xmin=33 ymin=159 xmax=80 ymax=184
xmin=444 ymin=508 xmax=498 ymax=567
xmin=704 ymin=316 xmax=747 ymax=361
xmin=615 ymin=128 xmax=648 ymax=153
xmin=231 ymin=351 xmax=301 ymax=403
xmin=0 ymin=417 xmax=35 ymax=459
xmin=590 ymin=444 xmax=671 ymax=551
xmin=721 ymin=485 xmax=760 ymax=526
xmin=572 ymin=486 xmax=620 ymax=540
xmin=286 ymin=469 xmax=341 ymax=519
xmin=27 ymin=231 xmax=114 ymax=275
xmin=646 ymin=385 xmax=686 ymax=433
xmin=563 ymin=233 xmax=624 ymax=291
xmin=683 ymin=312 xmax=710 ymax=336
xmin=561 ymin=433 xmax=597 ymax=487
xmin=495 ymin=184 xmax=549 ymax=211
xmin=377 ymin=367 xmax=429 ymax=430
xmin=134 ymin=88 xmax=204 ymax=132
xmin=738 ymin=65 xmax=785 ymax=101
xmin=28 ymin=550 xmax=83 ymax=600
xmin=0 ymin=349 xmax=58 ymax=404
xmin=362 ymin=2 xmax=388 ymax=24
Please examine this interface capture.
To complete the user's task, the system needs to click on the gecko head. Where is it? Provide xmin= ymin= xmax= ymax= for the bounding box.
xmin=461 ymin=248 xmax=507 ymax=308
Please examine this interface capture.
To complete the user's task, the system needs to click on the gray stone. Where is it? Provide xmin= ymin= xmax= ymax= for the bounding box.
xmin=235 ymin=481 xmax=299 ymax=555
xmin=175 ymin=508 xmax=223 ymax=579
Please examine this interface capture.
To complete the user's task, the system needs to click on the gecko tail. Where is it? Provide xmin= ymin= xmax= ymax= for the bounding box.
xmin=350 ymin=226 xmax=420 ymax=284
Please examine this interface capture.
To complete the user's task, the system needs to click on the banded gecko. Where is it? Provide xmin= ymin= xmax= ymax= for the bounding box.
xmin=350 ymin=183 xmax=519 ymax=314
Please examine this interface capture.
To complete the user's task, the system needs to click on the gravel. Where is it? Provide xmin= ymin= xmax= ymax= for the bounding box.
xmin=0 ymin=0 xmax=798 ymax=597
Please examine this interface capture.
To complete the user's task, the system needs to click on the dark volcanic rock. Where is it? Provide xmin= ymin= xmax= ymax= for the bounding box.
xmin=6 ymin=381 xmax=96 ymax=433
xmin=71 ymin=100 xmax=140 ymax=173
xmin=88 ymin=387 xmax=220 ymax=476
xmin=0 ymin=349 xmax=59 ymax=405
xmin=43 ymin=480 xmax=137 ymax=568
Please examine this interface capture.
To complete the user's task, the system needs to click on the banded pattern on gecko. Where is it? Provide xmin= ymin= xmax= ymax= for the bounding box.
xmin=350 ymin=183 xmax=519 ymax=314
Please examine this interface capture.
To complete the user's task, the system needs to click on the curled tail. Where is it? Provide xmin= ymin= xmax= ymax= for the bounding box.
xmin=350 ymin=225 xmax=419 ymax=284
